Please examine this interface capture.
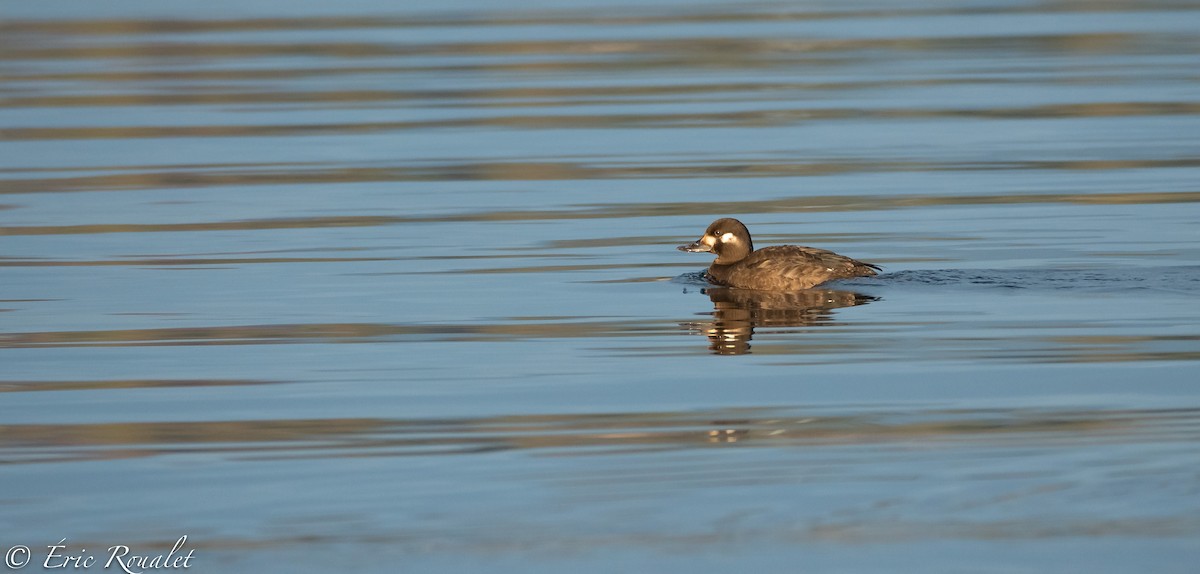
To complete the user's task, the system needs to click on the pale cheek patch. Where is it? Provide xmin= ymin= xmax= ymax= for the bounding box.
xmin=720 ymin=232 xmax=736 ymax=243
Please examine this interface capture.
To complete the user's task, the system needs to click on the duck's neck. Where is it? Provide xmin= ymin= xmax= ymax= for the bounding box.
xmin=714 ymin=248 xmax=750 ymax=265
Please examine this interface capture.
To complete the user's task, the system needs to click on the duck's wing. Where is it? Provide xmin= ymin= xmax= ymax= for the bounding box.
xmin=740 ymin=245 xmax=880 ymax=283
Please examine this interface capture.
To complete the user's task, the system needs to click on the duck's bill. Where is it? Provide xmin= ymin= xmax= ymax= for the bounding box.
xmin=677 ymin=240 xmax=713 ymax=253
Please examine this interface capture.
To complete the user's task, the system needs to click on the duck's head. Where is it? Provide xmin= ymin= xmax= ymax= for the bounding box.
xmin=677 ymin=217 xmax=754 ymax=264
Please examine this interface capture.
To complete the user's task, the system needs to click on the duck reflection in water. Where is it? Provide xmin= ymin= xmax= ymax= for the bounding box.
xmin=684 ymin=287 xmax=877 ymax=355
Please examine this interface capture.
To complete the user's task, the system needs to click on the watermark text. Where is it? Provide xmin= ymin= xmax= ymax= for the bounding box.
xmin=5 ymin=536 xmax=194 ymax=572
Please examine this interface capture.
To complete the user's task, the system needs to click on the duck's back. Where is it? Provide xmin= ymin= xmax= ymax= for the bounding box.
xmin=709 ymin=245 xmax=880 ymax=290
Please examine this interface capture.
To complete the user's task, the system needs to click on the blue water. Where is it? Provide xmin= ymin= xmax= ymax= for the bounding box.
xmin=3 ymin=0 xmax=1200 ymax=571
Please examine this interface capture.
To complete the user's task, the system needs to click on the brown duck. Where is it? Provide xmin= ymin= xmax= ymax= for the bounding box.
xmin=678 ymin=218 xmax=880 ymax=290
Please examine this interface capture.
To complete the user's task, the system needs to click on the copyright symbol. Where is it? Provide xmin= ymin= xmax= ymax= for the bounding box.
xmin=4 ymin=545 xmax=30 ymax=569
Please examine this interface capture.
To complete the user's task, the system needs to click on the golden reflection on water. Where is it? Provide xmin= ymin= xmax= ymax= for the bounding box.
xmin=1 ymin=191 xmax=1197 ymax=238
xmin=4 ymin=311 xmax=1195 ymax=364
xmin=2 ymin=3 xmax=1187 ymax=38
xmin=4 ymin=160 xmax=1199 ymax=195
xmin=0 ymin=320 xmax=675 ymax=347
xmin=5 ymin=102 xmax=1200 ymax=141
xmin=1 ymin=2 xmax=1198 ymax=565
xmin=3 ymin=406 xmax=1193 ymax=464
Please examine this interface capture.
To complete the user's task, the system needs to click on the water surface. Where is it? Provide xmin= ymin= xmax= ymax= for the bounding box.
xmin=2 ymin=0 xmax=1199 ymax=571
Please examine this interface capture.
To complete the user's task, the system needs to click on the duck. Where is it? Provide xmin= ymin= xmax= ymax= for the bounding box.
xmin=678 ymin=217 xmax=880 ymax=290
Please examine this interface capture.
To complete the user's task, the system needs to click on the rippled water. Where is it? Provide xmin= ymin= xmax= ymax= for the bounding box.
xmin=3 ymin=1 xmax=1200 ymax=571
